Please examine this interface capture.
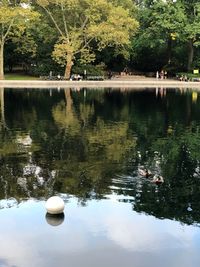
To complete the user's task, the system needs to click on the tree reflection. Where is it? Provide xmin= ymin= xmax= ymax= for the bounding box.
xmin=1 ymin=88 xmax=200 ymax=225
xmin=51 ymin=88 xmax=137 ymax=204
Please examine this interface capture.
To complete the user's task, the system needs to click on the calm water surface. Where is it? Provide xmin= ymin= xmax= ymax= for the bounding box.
xmin=0 ymin=87 xmax=200 ymax=267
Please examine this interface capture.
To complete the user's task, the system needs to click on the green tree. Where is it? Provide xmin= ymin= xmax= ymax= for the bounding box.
xmin=179 ymin=0 xmax=200 ymax=70
xmin=0 ymin=1 xmax=39 ymax=79
xmin=37 ymin=0 xmax=138 ymax=79
xmin=132 ymin=0 xmax=185 ymax=71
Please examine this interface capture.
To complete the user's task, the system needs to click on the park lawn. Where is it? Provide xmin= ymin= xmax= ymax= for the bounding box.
xmin=5 ymin=74 xmax=39 ymax=80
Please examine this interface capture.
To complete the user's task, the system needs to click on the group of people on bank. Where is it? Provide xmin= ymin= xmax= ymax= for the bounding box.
xmin=156 ymin=70 xmax=167 ymax=79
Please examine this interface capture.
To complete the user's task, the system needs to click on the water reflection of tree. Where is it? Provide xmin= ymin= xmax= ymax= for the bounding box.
xmin=0 ymin=89 xmax=137 ymax=206
xmin=51 ymin=88 xmax=137 ymax=204
xmin=127 ymin=90 xmax=200 ymax=225
xmin=1 ymin=88 xmax=200 ymax=225
xmin=0 ymin=89 xmax=63 ymax=203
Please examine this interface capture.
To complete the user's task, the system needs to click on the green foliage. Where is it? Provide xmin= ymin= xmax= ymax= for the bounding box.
xmin=36 ymin=0 xmax=139 ymax=77
xmin=4 ymin=0 xmax=200 ymax=75
xmin=129 ymin=0 xmax=200 ymax=72
xmin=72 ymin=64 xmax=105 ymax=76
xmin=131 ymin=0 xmax=186 ymax=71
xmin=29 ymin=59 xmax=64 ymax=76
xmin=0 ymin=1 xmax=40 ymax=78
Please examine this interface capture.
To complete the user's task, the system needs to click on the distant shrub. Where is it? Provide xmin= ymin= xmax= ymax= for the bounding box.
xmin=29 ymin=62 xmax=106 ymax=77
xmin=72 ymin=63 xmax=106 ymax=76
xmin=29 ymin=60 xmax=64 ymax=77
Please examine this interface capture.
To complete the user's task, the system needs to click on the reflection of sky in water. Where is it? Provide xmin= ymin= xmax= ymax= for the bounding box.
xmin=0 ymin=196 xmax=200 ymax=267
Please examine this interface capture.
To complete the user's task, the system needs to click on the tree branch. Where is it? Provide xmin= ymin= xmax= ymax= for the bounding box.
xmin=43 ymin=6 xmax=64 ymax=37
xmin=75 ymin=37 xmax=94 ymax=54
xmin=3 ymin=18 xmax=14 ymax=41
xmin=60 ymin=2 xmax=69 ymax=41
xmin=80 ymin=16 xmax=89 ymax=31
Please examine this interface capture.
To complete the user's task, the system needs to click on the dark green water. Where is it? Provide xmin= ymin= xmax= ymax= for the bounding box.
xmin=0 ymin=87 xmax=200 ymax=267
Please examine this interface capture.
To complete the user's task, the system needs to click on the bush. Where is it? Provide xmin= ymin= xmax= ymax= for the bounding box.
xmin=72 ymin=63 xmax=105 ymax=76
xmin=29 ymin=60 xmax=64 ymax=77
xmin=29 ymin=61 xmax=106 ymax=77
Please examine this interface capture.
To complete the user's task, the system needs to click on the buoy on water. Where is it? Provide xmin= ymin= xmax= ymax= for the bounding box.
xmin=45 ymin=196 xmax=65 ymax=215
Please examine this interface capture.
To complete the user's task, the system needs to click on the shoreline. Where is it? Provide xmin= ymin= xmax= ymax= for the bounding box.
xmin=1 ymin=79 xmax=200 ymax=88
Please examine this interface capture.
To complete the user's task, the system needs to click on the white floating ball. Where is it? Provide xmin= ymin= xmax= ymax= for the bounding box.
xmin=45 ymin=196 xmax=65 ymax=215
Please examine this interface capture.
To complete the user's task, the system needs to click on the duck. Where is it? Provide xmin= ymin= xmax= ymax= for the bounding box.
xmin=152 ymin=175 xmax=164 ymax=184
xmin=138 ymin=168 xmax=152 ymax=178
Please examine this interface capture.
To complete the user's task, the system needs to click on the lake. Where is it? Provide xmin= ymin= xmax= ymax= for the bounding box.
xmin=0 ymin=87 xmax=200 ymax=267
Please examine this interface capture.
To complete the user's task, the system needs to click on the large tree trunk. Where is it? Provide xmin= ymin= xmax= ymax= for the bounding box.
xmin=0 ymin=42 xmax=4 ymax=80
xmin=64 ymin=53 xmax=73 ymax=79
xmin=167 ymin=37 xmax=172 ymax=64
xmin=187 ymin=39 xmax=194 ymax=72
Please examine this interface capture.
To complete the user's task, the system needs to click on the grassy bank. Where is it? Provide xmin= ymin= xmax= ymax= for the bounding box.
xmin=5 ymin=74 xmax=39 ymax=80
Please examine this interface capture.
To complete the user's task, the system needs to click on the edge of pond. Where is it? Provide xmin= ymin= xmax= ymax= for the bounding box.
xmin=0 ymin=79 xmax=200 ymax=89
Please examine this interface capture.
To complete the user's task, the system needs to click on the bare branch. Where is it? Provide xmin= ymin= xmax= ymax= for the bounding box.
xmin=43 ymin=5 xmax=64 ymax=37
xmin=75 ymin=37 xmax=94 ymax=54
xmin=60 ymin=2 xmax=69 ymax=40
xmin=1 ymin=24 xmax=4 ymax=42
xmin=3 ymin=18 xmax=14 ymax=41
xmin=80 ymin=16 xmax=88 ymax=31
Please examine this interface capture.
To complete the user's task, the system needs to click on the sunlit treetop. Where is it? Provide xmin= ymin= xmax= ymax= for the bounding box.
xmin=36 ymin=0 xmax=139 ymax=78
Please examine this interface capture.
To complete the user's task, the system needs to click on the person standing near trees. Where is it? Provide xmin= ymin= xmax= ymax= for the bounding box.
xmin=160 ymin=70 xmax=164 ymax=79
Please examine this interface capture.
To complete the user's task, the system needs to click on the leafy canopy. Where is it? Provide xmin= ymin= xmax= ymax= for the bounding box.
xmin=37 ymin=0 xmax=139 ymax=66
xmin=0 ymin=0 xmax=39 ymax=44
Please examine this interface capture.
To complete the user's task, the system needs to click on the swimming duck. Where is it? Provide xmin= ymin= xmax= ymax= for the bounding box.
xmin=152 ymin=175 xmax=164 ymax=184
xmin=138 ymin=168 xmax=152 ymax=178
